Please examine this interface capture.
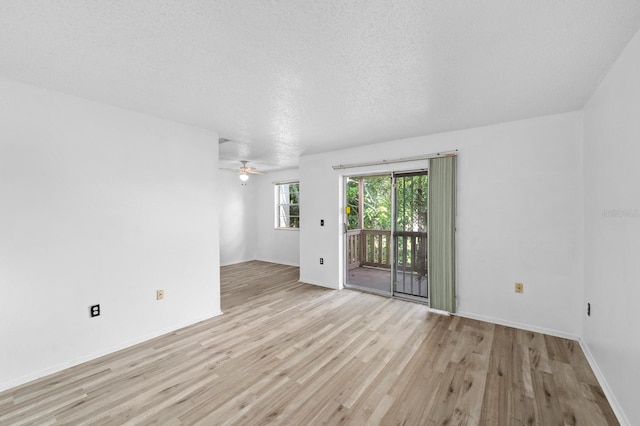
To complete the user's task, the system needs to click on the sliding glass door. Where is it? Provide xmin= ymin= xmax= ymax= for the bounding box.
xmin=343 ymin=157 xmax=455 ymax=311
xmin=391 ymin=171 xmax=429 ymax=301
xmin=344 ymin=175 xmax=392 ymax=296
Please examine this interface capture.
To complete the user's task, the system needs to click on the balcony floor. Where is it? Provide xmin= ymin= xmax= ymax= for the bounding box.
xmin=347 ymin=266 xmax=391 ymax=293
xmin=347 ymin=266 xmax=428 ymax=298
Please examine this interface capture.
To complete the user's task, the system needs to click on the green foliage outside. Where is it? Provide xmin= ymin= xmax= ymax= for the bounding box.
xmin=346 ymin=175 xmax=428 ymax=231
xmin=395 ymin=174 xmax=428 ymax=232
xmin=288 ymin=182 xmax=300 ymax=228
xmin=346 ymin=176 xmax=391 ymax=230
xmin=278 ymin=182 xmax=300 ymax=228
xmin=346 ymin=179 xmax=360 ymax=229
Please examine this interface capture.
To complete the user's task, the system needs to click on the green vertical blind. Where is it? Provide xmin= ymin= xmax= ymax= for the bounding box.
xmin=428 ymin=156 xmax=457 ymax=312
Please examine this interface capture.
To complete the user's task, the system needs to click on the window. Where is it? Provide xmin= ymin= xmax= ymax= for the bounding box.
xmin=275 ymin=182 xmax=300 ymax=229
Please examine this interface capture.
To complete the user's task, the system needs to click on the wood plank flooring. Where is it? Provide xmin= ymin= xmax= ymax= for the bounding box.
xmin=0 ymin=261 xmax=618 ymax=425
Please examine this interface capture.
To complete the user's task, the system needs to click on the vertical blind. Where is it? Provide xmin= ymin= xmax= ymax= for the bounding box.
xmin=428 ymin=156 xmax=457 ymax=313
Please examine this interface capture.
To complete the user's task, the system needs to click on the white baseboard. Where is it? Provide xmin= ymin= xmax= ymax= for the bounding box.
xmin=222 ymin=258 xmax=300 ymax=268
xmin=220 ymin=258 xmax=255 ymax=267
xmin=455 ymin=310 xmax=579 ymax=341
xmin=0 ymin=310 xmax=223 ymax=393
xmin=254 ymin=257 xmax=300 ymax=267
xmin=578 ymin=338 xmax=629 ymax=426
xmin=299 ymin=277 xmax=339 ymax=290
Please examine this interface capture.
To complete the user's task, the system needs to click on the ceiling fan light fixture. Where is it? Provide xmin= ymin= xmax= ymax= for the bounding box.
xmin=239 ymin=172 xmax=249 ymax=182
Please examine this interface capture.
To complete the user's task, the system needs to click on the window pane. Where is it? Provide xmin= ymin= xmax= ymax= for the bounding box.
xmin=289 ymin=184 xmax=300 ymax=203
xmin=275 ymin=182 xmax=300 ymax=229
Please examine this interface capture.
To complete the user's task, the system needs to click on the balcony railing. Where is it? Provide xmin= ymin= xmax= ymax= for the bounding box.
xmin=346 ymin=229 xmax=363 ymax=270
xmin=347 ymin=229 xmax=428 ymax=276
xmin=395 ymin=231 xmax=428 ymax=277
xmin=347 ymin=229 xmax=392 ymax=269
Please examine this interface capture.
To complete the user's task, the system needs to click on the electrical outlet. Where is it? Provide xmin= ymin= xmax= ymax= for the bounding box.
xmin=320 ymin=258 xmax=324 ymax=265
xmin=587 ymin=302 xmax=591 ymax=316
xmin=515 ymin=282 xmax=524 ymax=294
xmin=157 ymin=290 xmax=164 ymax=300
xmin=90 ymin=304 xmax=100 ymax=317
xmin=320 ymin=219 xmax=324 ymax=226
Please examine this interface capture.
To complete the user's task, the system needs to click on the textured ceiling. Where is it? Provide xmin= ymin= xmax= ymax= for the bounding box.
xmin=1 ymin=1 xmax=640 ymax=171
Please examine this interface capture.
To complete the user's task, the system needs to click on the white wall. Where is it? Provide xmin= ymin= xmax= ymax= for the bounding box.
xmin=218 ymin=168 xmax=300 ymax=268
xmin=582 ymin=28 xmax=640 ymax=426
xmin=254 ymin=169 xmax=300 ymax=266
xmin=300 ymin=111 xmax=584 ymax=337
xmin=218 ymin=170 xmax=257 ymax=266
xmin=0 ymin=79 xmax=221 ymax=391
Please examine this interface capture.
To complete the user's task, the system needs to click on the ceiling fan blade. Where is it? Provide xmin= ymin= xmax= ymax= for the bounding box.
xmin=247 ymin=170 xmax=266 ymax=175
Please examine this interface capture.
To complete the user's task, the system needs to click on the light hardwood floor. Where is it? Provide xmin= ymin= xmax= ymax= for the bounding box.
xmin=1 ymin=261 xmax=618 ymax=425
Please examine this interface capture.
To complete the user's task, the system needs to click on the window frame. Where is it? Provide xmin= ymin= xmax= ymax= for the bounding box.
xmin=274 ymin=181 xmax=300 ymax=230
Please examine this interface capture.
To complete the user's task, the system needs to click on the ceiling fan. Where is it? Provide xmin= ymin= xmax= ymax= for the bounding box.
xmin=234 ymin=160 xmax=266 ymax=181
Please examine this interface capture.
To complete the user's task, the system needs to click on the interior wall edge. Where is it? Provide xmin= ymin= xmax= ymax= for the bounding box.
xmin=578 ymin=338 xmax=630 ymax=426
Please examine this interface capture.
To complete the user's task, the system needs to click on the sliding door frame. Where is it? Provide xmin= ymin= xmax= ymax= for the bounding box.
xmin=342 ymin=169 xmax=430 ymax=305
xmin=391 ymin=170 xmax=429 ymax=303
xmin=342 ymin=172 xmax=393 ymax=296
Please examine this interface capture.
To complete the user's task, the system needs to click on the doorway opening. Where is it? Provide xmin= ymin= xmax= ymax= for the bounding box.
xmin=345 ymin=175 xmax=392 ymax=296
xmin=344 ymin=171 xmax=429 ymax=303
